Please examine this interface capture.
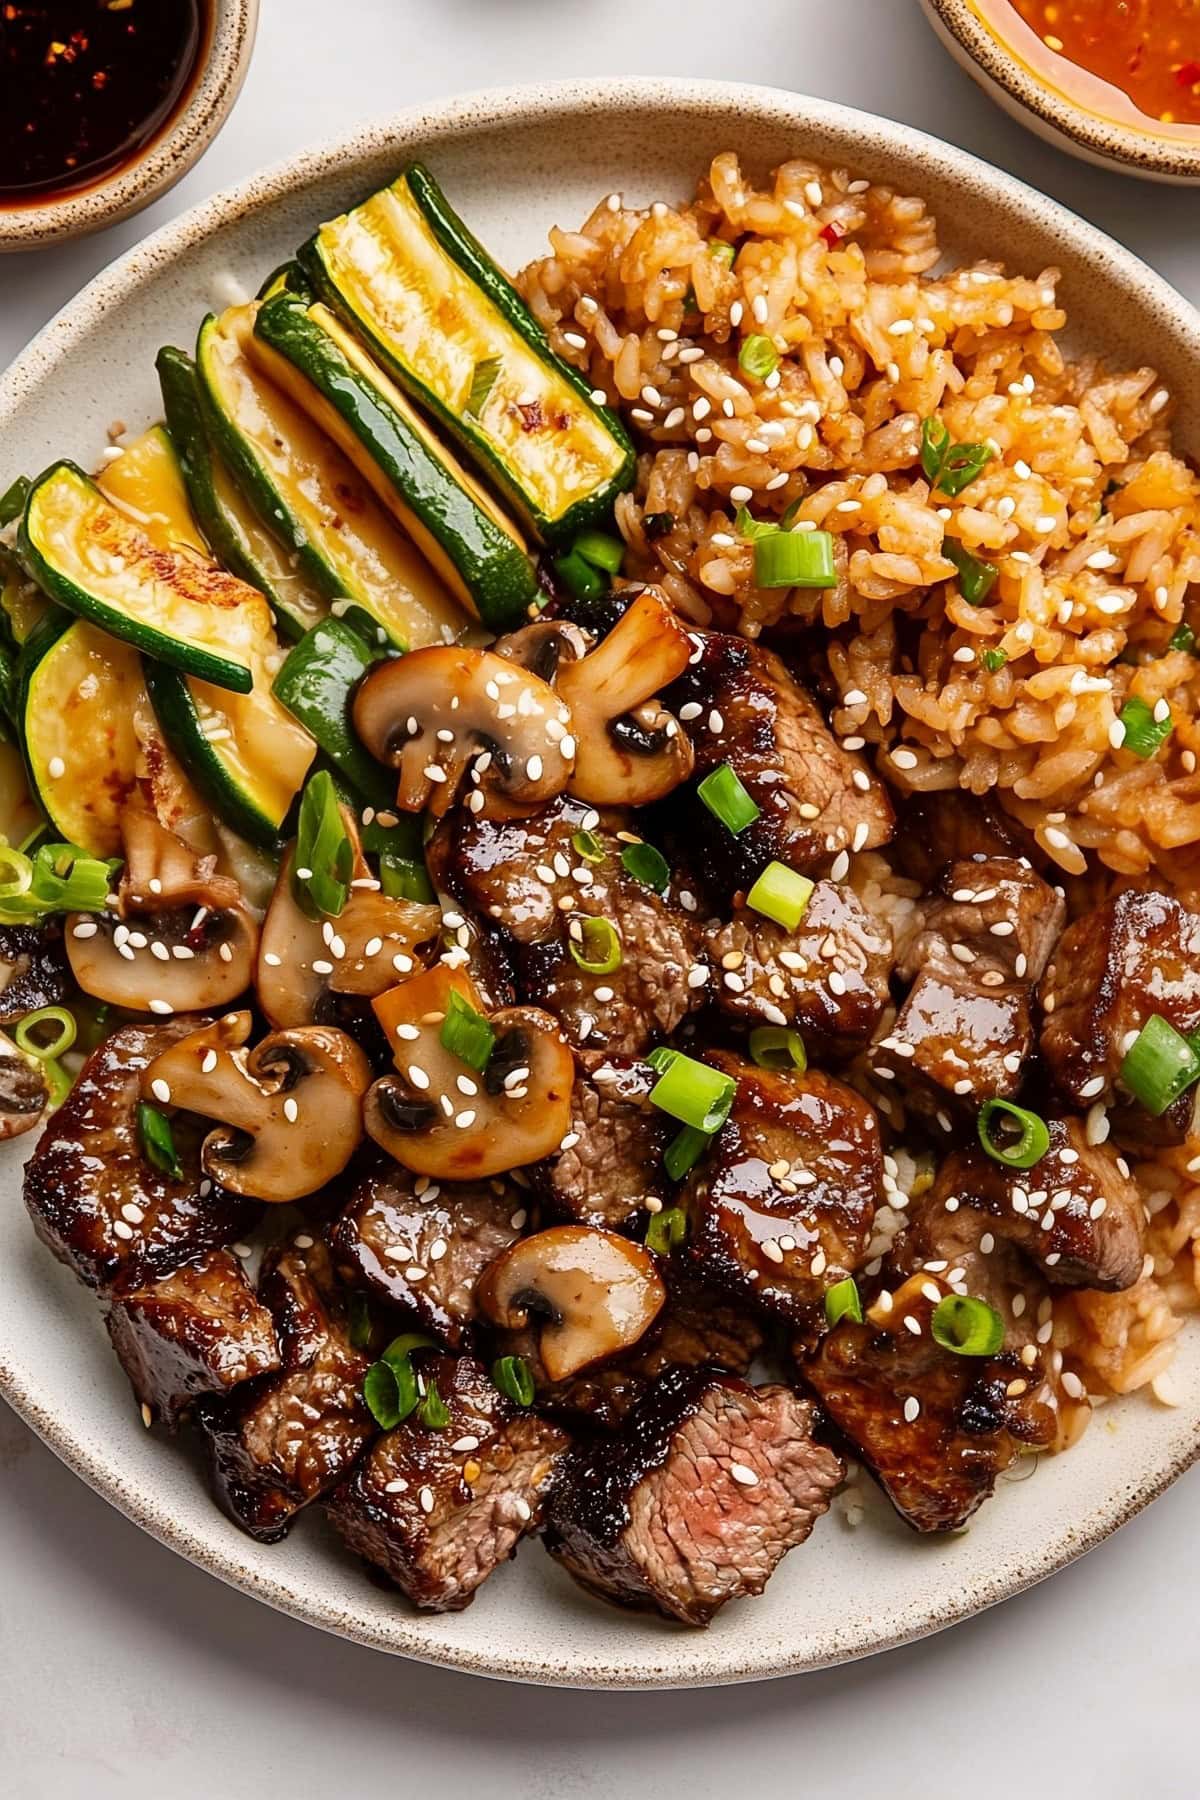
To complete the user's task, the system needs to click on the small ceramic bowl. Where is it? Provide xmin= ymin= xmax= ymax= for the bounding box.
xmin=919 ymin=0 xmax=1200 ymax=184
xmin=0 ymin=0 xmax=259 ymax=254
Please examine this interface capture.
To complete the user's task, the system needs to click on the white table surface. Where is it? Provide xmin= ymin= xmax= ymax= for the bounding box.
xmin=3 ymin=3 xmax=1199 ymax=1794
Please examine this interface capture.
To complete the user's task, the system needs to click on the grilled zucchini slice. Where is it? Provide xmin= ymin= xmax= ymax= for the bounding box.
xmin=96 ymin=424 xmax=208 ymax=554
xmin=299 ymin=162 xmax=634 ymax=545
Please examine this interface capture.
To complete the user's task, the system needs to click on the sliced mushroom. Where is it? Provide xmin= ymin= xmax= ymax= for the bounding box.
xmin=257 ymin=815 xmax=440 ymax=1027
xmin=477 ymin=1225 xmax=667 ymax=1381
xmin=66 ymin=807 xmax=258 ymax=1016
xmin=364 ymin=962 xmax=574 ymax=1179
xmin=555 ymin=588 xmax=695 ymax=805
xmin=140 ymin=1010 xmax=370 ymax=1202
xmin=494 ymin=618 xmax=588 ymax=685
xmin=353 ymin=645 xmax=575 ymax=820
xmin=0 ymin=1032 xmax=48 ymax=1141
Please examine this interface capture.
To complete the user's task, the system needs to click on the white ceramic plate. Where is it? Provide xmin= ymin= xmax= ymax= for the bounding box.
xmin=3 ymin=78 xmax=1200 ymax=1690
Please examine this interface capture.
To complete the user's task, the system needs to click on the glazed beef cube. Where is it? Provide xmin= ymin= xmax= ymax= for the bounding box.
xmin=105 ymin=1249 xmax=280 ymax=1430
xmin=703 ymin=882 xmax=892 ymax=1051
xmin=331 ymin=1161 xmax=523 ymax=1347
xmin=544 ymin=1366 xmax=843 ymax=1625
xmin=201 ymin=1238 xmax=373 ymax=1542
xmin=23 ymin=1019 xmax=260 ymax=1291
xmin=1040 ymin=891 xmax=1200 ymax=1108
xmin=0 ymin=921 xmax=70 ymax=1024
xmin=666 ymin=630 xmax=892 ymax=896
xmin=326 ymin=1353 xmax=569 ymax=1611
xmin=873 ymin=973 xmax=1032 ymax=1129
xmin=429 ymin=796 xmax=706 ymax=1055
xmin=683 ymin=1051 xmax=881 ymax=1328
xmin=537 ymin=1051 xmax=672 ymax=1230
xmin=890 ymin=790 xmax=1026 ymax=888
xmin=898 ymin=857 xmax=1064 ymax=990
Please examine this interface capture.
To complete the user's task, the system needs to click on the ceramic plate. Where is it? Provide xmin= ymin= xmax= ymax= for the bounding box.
xmin=3 ymin=77 xmax=1199 ymax=1689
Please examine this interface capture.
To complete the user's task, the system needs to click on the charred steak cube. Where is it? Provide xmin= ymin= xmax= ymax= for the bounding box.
xmin=326 ymin=1353 xmax=569 ymax=1611
xmin=890 ymin=790 xmax=1026 ymax=888
xmin=536 ymin=1051 xmax=673 ymax=1230
xmin=105 ymin=1249 xmax=280 ymax=1430
xmin=666 ymin=630 xmax=893 ymax=896
xmin=703 ymin=882 xmax=892 ymax=1052
xmin=200 ymin=1238 xmax=373 ymax=1542
xmin=897 ymin=857 xmax=1064 ymax=991
xmin=331 ymin=1161 xmax=524 ymax=1347
xmin=23 ymin=1019 xmax=260 ymax=1291
xmin=683 ymin=1051 xmax=881 ymax=1328
xmin=544 ymin=1366 xmax=843 ymax=1626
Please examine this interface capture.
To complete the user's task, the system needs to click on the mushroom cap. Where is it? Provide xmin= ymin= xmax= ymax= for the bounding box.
xmin=476 ymin=1224 xmax=667 ymax=1381
xmin=556 ymin=588 xmax=695 ymax=806
xmin=140 ymin=1010 xmax=370 ymax=1202
xmin=0 ymin=1032 xmax=48 ymax=1142
xmin=353 ymin=645 xmax=576 ymax=821
xmin=365 ymin=962 xmax=575 ymax=1179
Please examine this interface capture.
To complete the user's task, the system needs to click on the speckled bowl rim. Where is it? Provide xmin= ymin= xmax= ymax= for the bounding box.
xmin=2 ymin=76 xmax=1200 ymax=1687
xmin=921 ymin=0 xmax=1200 ymax=181
xmin=0 ymin=0 xmax=259 ymax=253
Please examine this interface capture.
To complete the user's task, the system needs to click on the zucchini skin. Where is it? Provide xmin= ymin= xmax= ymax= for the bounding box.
xmin=300 ymin=164 xmax=634 ymax=546
xmin=142 ymin=658 xmax=282 ymax=851
xmin=254 ymin=295 xmax=537 ymax=633
xmin=18 ymin=461 xmax=254 ymax=695
xmin=272 ymin=615 xmax=392 ymax=809
xmin=158 ymin=346 xmax=261 ymax=589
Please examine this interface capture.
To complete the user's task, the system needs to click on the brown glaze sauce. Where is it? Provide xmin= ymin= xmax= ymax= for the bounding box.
xmin=0 ymin=0 xmax=207 ymax=205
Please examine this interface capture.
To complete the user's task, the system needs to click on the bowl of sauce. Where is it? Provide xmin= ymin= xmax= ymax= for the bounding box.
xmin=920 ymin=0 xmax=1200 ymax=182
xmin=0 ymin=0 xmax=258 ymax=251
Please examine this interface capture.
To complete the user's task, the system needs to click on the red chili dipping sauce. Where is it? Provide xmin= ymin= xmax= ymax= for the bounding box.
xmin=976 ymin=0 xmax=1200 ymax=128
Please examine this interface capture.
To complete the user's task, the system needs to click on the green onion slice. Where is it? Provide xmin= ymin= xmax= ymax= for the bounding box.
xmin=708 ymin=240 xmax=736 ymax=267
xmin=571 ymin=828 xmax=606 ymax=865
xmin=14 ymin=1006 xmax=76 ymax=1062
xmin=942 ymin=537 xmax=998 ymax=605
xmin=649 ymin=1051 xmax=737 ymax=1134
xmin=980 ymin=647 xmax=1008 ymax=673
xmin=645 ymin=1205 xmax=688 ymax=1255
xmin=1117 ymin=694 xmax=1173 ymax=760
xmin=492 ymin=1354 xmax=536 ymax=1407
xmin=746 ymin=861 xmax=814 ymax=931
xmin=42 ymin=1058 xmax=74 ymax=1110
xmin=919 ymin=417 xmax=951 ymax=485
xmin=136 ymin=1102 xmax=182 ymax=1180
xmin=734 ymin=505 xmax=780 ymax=544
xmin=0 ymin=840 xmax=120 ymax=925
xmin=573 ymin=530 xmax=625 ymax=575
xmin=295 ymin=771 xmax=353 ymax=918
xmin=930 ymin=1294 xmax=1005 ymax=1357
xmin=554 ymin=548 xmax=608 ymax=600
xmin=440 ymin=989 xmax=496 ymax=1074
xmin=569 ymin=915 xmax=623 ymax=975
xmin=1168 ymin=624 xmax=1196 ymax=655
xmin=824 ymin=1277 xmax=863 ymax=1328
xmin=748 ymin=1026 xmax=807 ymax=1073
xmin=977 ymin=1097 xmax=1050 ymax=1169
xmin=379 ymin=854 xmax=436 ymax=903
xmin=754 ymin=527 xmax=836 ymax=590
xmin=697 ymin=763 xmax=761 ymax=836
xmin=1120 ymin=1013 xmax=1200 ymax=1116
xmin=738 ymin=334 xmax=779 ymax=382
xmin=362 ymin=1360 xmax=408 ymax=1430
xmin=620 ymin=841 xmax=670 ymax=893
xmin=418 ymin=1383 xmax=451 ymax=1430
xmin=463 ymin=355 xmax=502 ymax=419
xmin=936 ymin=442 xmax=995 ymax=497
xmin=664 ymin=1124 xmax=710 ymax=1181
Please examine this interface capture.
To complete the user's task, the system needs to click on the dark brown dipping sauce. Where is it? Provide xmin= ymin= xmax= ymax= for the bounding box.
xmin=0 ymin=0 xmax=207 ymax=205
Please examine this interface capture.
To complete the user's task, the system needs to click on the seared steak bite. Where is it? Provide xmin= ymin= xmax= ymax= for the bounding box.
xmin=544 ymin=1367 xmax=843 ymax=1625
xmin=326 ymin=1352 xmax=569 ymax=1611
xmin=890 ymin=790 xmax=1026 ymax=888
xmin=703 ymin=882 xmax=892 ymax=1051
xmin=105 ymin=1249 xmax=280 ymax=1430
xmin=331 ymin=1160 xmax=523 ymax=1348
xmin=538 ymin=1051 xmax=672 ymax=1229
xmin=23 ymin=1019 xmax=260 ymax=1291
xmin=429 ymin=796 xmax=707 ymax=1055
xmin=0 ymin=921 xmax=70 ymax=1024
xmin=201 ymin=1238 xmax=374 ymax=1542
xmin=666 ymin=630 xmax=893 ymax=895
xmin=897 ymin=857 xmax=1064 ymax=991
xmin=683 ymin=1051 xmax=881 ymax=1328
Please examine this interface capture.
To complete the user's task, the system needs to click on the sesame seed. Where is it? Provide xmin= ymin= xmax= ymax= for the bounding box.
xmin=150 ymin=1078 xmax=171 ymax=1104
xmin=730 ymin=485 xmax=753 ymax=505
xmin=729 ymin=1462 xmax=760 ymax=1487
xmin=1078 ymin=1076 xmax=1106 ymax=1099
xmin=47 ymin=756 xmax=66 ymax=780
xmin=419 ymin=1486 xmax=435 ymax=1514
xmin=903 ymin=1396 xmax=920 ymax=1423
xmin=148 ymin=999 xmax=173 ymax=1015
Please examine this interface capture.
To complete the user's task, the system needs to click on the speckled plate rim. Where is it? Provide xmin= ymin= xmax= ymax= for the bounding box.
xmin=3 ymin=76 xmax=1200 ymax=1688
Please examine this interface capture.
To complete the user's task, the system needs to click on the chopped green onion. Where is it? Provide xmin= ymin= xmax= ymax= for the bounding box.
xmin=1120 ymin=1013 xmax=1200 ymax=1116
xmin=440 ymin=989 xmax=495 ymax=1073
xmin=942 ymin=537 xmax=997 ymax=605
xmin=1168 ymin=624 xmax=1196 ymax=655
xmin=754 ymin=527 xmax=836 ymax=590
xmin=649 ymin=1051 xmax=737 ymax=1134
xmin=382 ymin=1331 xmax=437 ymax=1364
xmin=620 ymin=842 xmax=670 ymax=893
xmin=738 ymin=334 xmax=779 ymax=382
xmin=734 ymin=505 xmax=780 ymax=544
xmin=362 ymin=1360 xmax=408 ymax=1430
xmin=295 ymin=771 xmax=353 ymax=917
xmin=14 ymin=1006 xmax=76 ymax=1062
xmin=697 ymin=763 xmax=761 ymax=835
xmin=573 ymin=530 xmax=625 ymax=575
xmin=554 ymin=548 xmax=608 ymax=600
xmin=930 ymin=1294 xmax=1005 ymax=1357
xmin=0 ymin=841 xmax=120 ymax=926
xmin=936 ymin=442 xmax=995 ymax=497
xmin=977 ymin=1097 xmax=1050 ymax=1169
xmin=42 ymin=1058 xmax=74 ymax=1110
xmin=568 ymin=915 xmax=623 ymax=975
xmin=136 ymin=1102 xmax=182 ymax=1180
xmin=980 ymin=647 xmax=1008 ymax=673
xmin=571 ymin=828 xmax=606 ymax=865
xmin=708 ymin=240 xmax=736 ymax=266
xmin=644 ymin=1046 xmax=679 ymax=1074
xmin=1117 ymin=694 xmax=1173 ymax=760
xmin=379 ymin=853 xmax=436 ymax=902
xmin=824 ymin=1277 xmax=863 ymax=1328
xmin=492 ymin=1354 xmax=536 ymax=1407
xmin=664 ymin=1124 xmax=710 ymax=1180
xmin=645 ymin=1206 xmax=688 ymax=1255
xmin=347 ymin=1292 xmax=373 ymax=1352
xmin=746 ymin=861 xmax=814 ymax=931
xmin=418 ymin=1383 xmax=451 ymax=1430
xmin=748 ymin=1026 xmax=807 ymax=1073
xmin=463 ymin=355 xmax=502 ymax=419
xmin=919 ymin=417 xmax=951 ymax=485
